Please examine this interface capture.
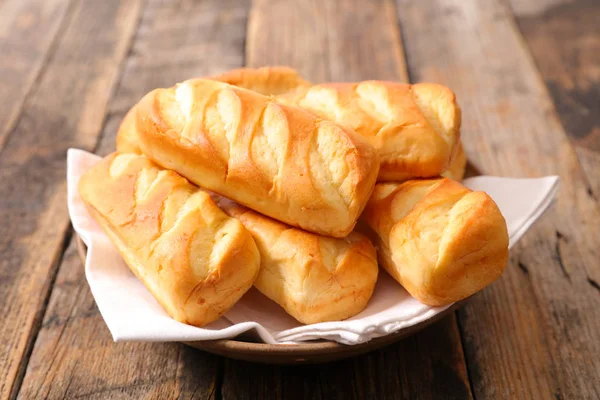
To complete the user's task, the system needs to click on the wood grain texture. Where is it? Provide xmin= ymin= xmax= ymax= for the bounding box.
xmin=509 ymin=0 xmax=600 ymax=198
xmin=222 ymin=315 xmax=471 ymax=400
xmin=238 ymin=0 xmax=472 ymax=398
xmin=0 ymin=0 xmax=74 ymax=151
xmin=18 ymin=0 xmax=250 ymax=398
xmin=0 ymin=0 xmax=143 ymax=398
xmin=246 ymin=0 xmax=408 ymax=82
xmin=396 ymin=0 xmax=600 ymax=398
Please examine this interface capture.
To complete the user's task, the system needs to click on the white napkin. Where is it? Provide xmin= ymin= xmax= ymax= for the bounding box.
xmin=67 ymin=149 xmax=559 ymax=345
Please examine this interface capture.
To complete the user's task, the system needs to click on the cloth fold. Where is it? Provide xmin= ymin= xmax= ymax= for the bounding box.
xmin=67 ymin=149 xmax=559 ymax=345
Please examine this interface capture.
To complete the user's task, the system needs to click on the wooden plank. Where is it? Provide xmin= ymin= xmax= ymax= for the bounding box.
xmin=395 ymin=0 xmax=600 ymax=398
xmin=225 ymin=0 xmax=473 ymax=398
xmin=222 ymin=315 xmax=471 ymax=400
xmin=0 ymin=0 xmax=74 ymax=151
xmin=17 ymin=0 xmax=250 ymax=398
xmin=509 ymin=0 xmax=600 ymax=199
xmin=246 ymin=0 xmax=408 ymax=82
xmin=0 ymin=1 xmax=143 ymax=398
xmin=354 ymin=315 xmax=471 ymax=400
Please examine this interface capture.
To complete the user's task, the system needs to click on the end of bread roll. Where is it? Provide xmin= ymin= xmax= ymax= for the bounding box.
xmin=410 ymin=83 xmax=462 ymax=157
xmin=79 ymin=153 xmax=260 ymax=326
xmin=362 ymin=178 xmax=508 ymax=306
xmin=216 ymin=197 xmax=378 ymax=324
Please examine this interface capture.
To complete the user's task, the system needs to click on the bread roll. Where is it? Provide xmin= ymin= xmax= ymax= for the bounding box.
xmin=361 ymin=178 xmax=508 ymax=306
xmin=78 ymin=153 xmax=260 ymax=326
xmin=278 ymin=81 xmax=461 ymax=181
xmin=132 ymin=78 xmax=380 ymax=237
xmin=441 ymin=141 xmax=467 ymax=181
xmin=215 ymin=196 xmax=378 ymax=324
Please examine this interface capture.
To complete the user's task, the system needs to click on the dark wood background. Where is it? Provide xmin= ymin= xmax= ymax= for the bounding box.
xmin=1 ymin=0 xmax=599 ymax=398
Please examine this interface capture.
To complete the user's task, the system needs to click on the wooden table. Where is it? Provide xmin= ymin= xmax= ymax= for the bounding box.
xmin=1 ymin=0 xmax=598 ymax=398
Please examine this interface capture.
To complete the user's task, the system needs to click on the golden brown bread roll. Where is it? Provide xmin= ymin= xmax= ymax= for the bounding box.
xmin=132 ymin=78 xmax=380 ymax=238
xmin=441 ymin=141 xmax=467 ymax=181
xmin=278 ymin=81 xmax=461 ymax=181
xmin=78 ymin=153 xmax=260 ymax=326
xmin=214 ymin=196 xmax=378 ymax=324
xmin=361 ymin=178 xmax=509 ymax=306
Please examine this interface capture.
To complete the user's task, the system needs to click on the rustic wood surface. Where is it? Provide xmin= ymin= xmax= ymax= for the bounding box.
xmin=0 ymin=0 xmax=142 ymax=398
xmin=511 ymin=0 xmax=600 ymax=201
xmin=0 ymin=0 xmax=597 ymax=398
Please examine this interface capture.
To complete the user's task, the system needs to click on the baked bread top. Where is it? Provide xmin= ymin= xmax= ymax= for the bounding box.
xmin=78 ymin=153 xmax=261 ymax=326
xmin=132 ymin=78 xmax=380 ymax=237
xmin=362 ymin=178 xmax=508 ymax=305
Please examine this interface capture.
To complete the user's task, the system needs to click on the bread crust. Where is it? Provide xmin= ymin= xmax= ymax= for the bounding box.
xmin=133 ymin=78 xmax=380 ymax=237
xmin=216 ymin=196 xmax=378 ymax=324
xmin=78 ymin=153 xmax=260 ymax=326
xmin=361 ymin=178 xmax=509 ymax=306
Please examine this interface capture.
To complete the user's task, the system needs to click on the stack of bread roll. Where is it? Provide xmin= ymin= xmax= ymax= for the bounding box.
xmin=79 ymin=66 xmax=509 ymax=327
